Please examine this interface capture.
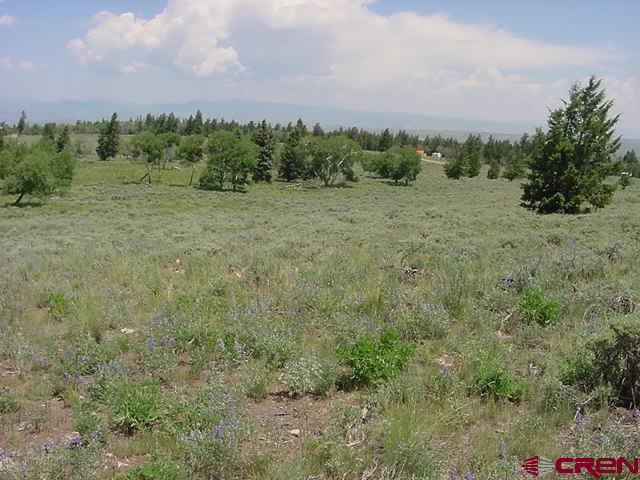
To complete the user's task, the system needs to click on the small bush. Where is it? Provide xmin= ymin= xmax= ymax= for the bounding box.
xmin=119 ymin=462 xmax=185 ymax=480
xmin=519 ymin=287 xmax=560 ymax=326
xmin=109 ymin=381 xmax=165 ymax=434
xmin=46 ymin=292 xmax=71 ymax=321
xmin=562 ymin=316 xmax=640 ymax=408
xmin=471 ymin=352 xmax=527 ymax=401
xmin=283 ymin=356 xmax=337 ymax=397
xmin=338 ymin=327 xmax=414 ymax=388
xmin=73 ymin=404 xmax=107 ymax=446
xmin=0 ymin=387 xmax=20 ymax=414
xmin=246 ymin=364 xmax=269 ymax=401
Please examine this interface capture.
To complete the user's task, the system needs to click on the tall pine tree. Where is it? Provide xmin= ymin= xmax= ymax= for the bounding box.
xmin=96 ymin=113 xmax=120 ymax=161
xmin=253 ymin=120 xmax=274 ymax=182
xmin=522 ymin=77 xmax=620 ymax=214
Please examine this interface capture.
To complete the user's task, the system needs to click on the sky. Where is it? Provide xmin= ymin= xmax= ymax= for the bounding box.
xmin=1 ymin=0 xmax=639 ymax=135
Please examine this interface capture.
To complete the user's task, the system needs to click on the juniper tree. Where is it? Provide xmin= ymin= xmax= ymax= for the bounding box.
xmin=96 ymin=113 xmax=120 ymax=161
xmin=253 ymin=120 xmax=274 ymax=182
xmin=622 ymin=150 xmax=639 ymax=178
xmin=522 ymin=77 xmax=620 ymax=214
xmin=17 ymin=110 xmax=27 ymax=135
xmin=379 ymin=128 xmax=393 ymax=151
xmin=56 ymin=126 xmax=71 ymax=153
xmin=279 ymin=126 xmax=306 ymax=181
xmin=487 ymin=158 xmax=501 ymax=179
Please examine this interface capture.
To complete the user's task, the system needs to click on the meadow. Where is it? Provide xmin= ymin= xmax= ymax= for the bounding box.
xmin=0 ymin=137 xmax=639 ymax=480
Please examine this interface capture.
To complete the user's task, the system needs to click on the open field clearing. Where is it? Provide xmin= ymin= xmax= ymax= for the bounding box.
xmin=1 ymin=155 xmax=639 ymax=479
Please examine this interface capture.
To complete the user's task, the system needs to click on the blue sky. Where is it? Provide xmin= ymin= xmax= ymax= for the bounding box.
xmin=1 ymin=0 xmax=638 ymax=134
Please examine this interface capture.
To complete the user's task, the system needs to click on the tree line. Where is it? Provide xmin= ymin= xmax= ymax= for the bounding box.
xmin=1 ymin=76 xmax=637 ymax=211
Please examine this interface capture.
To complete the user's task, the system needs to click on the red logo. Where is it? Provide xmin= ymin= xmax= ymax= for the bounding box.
xmin=521 ymin=456 xmax=554 ymax=477
xmin=522 ymin=456 xmax=640 ymax=478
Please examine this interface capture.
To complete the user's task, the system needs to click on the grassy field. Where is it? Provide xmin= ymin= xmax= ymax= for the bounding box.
xmin=1 ymin=145 xmax=639 ymax=479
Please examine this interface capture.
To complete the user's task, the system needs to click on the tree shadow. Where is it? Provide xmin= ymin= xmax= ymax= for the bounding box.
xmin=3 ymin=199 xmax=45 ymax=208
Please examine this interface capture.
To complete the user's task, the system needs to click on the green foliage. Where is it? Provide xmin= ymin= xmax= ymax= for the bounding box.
xmin=176 ymin=135 xmax=204 ymax=164
xmin=56 ymin=126 xmax=71 ymax=153
xmin=338 ymin=327 xmax=414 ymax=387
xmin=364 ymin=146 xmax=422 ymax=185
xmin=131 ymin=131 xmax=163 ymax=165
xmin=502 ymin=150 xmax=528 ymax=181
xmin=310 ymin=135 xmax=361 ymax=186
xmin=60 ymin=336 xmax=119 ymax=376
xmin=17 ymin=110 xmax=27 ymax=135
xmin=96 ymin=112 xmax=120 ymax=161
xmin=1 ymin=139 xmax=75 ymax=205
xmin=109 ymin=381 xmax=165 ymax=434
xmin=519 ymin=287 xmax=560 ymax=326
xmin=562 ymin=316 xmax=640 ymax=407
xmin=378 ymin=128 xmax=394 ymax=151
xmin=283 ymin=356 xmax=336 ymax=397
xmin=253 ymin=119 xmax=274 ymax=182
xmin=73 ymin=404 xmax=106 ymax=445
xmin=119 ymin=463 xmax=185 ymax=480
xmin=444 ymin=134 xmax=482 ymax=179
xmin=522 ymin=77 xmax=620 ymax=213
xmin=278 ymin=127 xmax=307 ymax=181
xmin=621 ymin=149 xmax=639 ymax=177
xmin=386 ymin=146 xmax=423 ymax=185
xmin=0 ymin=386 xmax=20 ymax=414
xmin=199 ymin=130 xmax=258 ymax=191
xmin=487 ymin=158 xmax=501 ymax=179
xmin=471 ymin=351 xmax=527 ymax=401
xmin=46 ymin=292 xmax=71 ymax=321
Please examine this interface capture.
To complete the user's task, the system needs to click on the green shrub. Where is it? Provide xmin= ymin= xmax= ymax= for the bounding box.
xmin=562 ymin=316 xmax=640 ymax=407
xmin=109 ymin=381 xmax=165 ymax=434
xmin=471 ymin=352 xmax=527 ymax=401
xmin=283 ymin=356 xmax=337 ymax=397
xmin=61 ymin=336 xmax=119 ymax=376
xmin=46 ymin=292 xmax=71 ymax=321
xmin=0 ymin=387 xmax=20 ymax=414
xmin=119 ymin=462 xmax=185 ymax=480
xmin=338 ymin=327 xmax=414 ymax=387
xmin=73 ymin=404 xmax=106 ymax=445
xmin=519 ymin=287 xmax=560 ymax=326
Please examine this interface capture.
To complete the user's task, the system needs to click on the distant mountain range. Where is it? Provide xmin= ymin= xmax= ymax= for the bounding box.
xmin=1 ymin=99 xmax=638 ymax=152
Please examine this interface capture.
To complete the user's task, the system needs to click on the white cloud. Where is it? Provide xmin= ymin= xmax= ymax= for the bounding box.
xmin=67 ymin=0 xmax=637 ymax=131
xmin=0 ymin=13 xmax=14 ymax=26
xmin=69 ymin=0 xmax=616 ymax=81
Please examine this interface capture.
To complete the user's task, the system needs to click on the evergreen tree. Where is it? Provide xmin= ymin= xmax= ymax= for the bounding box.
xmin=487 ymin=158 xmax=501 ymax=179
xmin=56 ymin=126 xmax=71 ymax=153
xmin=295 ymin=118 xmax=308 ymax=137
xmin=522 ymin=77 xmax=620 ymax=214
xmin=279 ymin=129 xmax=302 ymax=181
xmin=96 ymin=113 xmax=120 ymax=161
xmin=379 ymin=128 xmax=393 ymax=151
xmin=502 ymin=150 xmax=527 ymax=181
xmin=312 ymin=123 xmax=324 ymax=137
xmin=464 ymin=134 xmax=482 ymax=177
xmin=42 ymin=123 xmax=56 ymax=143
xmin=17 ymin=110 xmax=27 ymax=135
xmin=444 ymin=153 xmax=466 ymax=179
xmin=253 ymin=120 xmax=274 ymax=182
xmin=622 ymin=150 xmax=639 ymax=178
xmin=193 ymin=110 xmax=204 ymax=135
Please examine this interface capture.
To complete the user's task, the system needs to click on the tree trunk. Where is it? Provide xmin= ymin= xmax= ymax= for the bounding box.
xmin=189 ymin=166 xmax=195 ymax=186
xmin=14 ymin=192 xmax=24 ymax=206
